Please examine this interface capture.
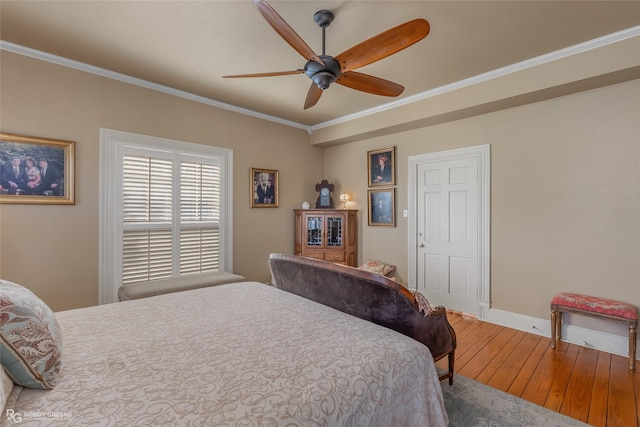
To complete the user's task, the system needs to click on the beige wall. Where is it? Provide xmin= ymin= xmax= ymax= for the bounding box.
xmin=1 ymin=47 xmax=638 ymax=332
xmin=0 ymin=51 xmax=322 ymax=311
xmin=324 ymin=79 xmax=640 ymax=322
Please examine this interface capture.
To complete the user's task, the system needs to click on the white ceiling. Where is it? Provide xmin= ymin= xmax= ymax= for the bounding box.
xmin=1 ymin=1 xmax=639 ymax=126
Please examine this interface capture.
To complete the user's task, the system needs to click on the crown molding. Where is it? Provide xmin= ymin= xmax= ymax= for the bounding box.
xmin=309 ymin=25 xmax=640 ymax=132
xmin=3 ymin=24 xmax=639 ymax=134
xmin=0 ymin=40 xmax=311 ymax=133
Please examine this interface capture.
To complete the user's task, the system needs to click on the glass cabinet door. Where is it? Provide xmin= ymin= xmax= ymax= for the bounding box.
xmin=306 ymin=216 xmax=323 ymax=246
xmin=326 ymin=216 xmax=343 ymax=247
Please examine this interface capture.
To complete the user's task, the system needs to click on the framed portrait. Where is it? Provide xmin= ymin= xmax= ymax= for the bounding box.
xmin=367 ymin=146 xmax=395 ymax=187
xmin=368 ymin=188 xmax=395 ymax=227
xmin=251 ymin=167 xmax=279 ymax=208
xmin=0 ymin=132 xmax=75 ymax=205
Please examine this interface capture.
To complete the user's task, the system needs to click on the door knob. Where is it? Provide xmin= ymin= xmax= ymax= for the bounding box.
xmin=418 ymin=243 xmax=425 ymax=248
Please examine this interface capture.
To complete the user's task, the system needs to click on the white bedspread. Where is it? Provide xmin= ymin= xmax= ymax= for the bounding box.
xmin=3 ymin=282 xmax=447 ymax=426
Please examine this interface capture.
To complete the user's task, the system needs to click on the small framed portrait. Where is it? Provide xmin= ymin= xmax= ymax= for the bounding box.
xmin=0 ymin=132 xmax=75 ymax=204
xmin=251 ymin=168 xmax=278 ymax=208
xmin=367 ymin=146 xmax=395 ymax=187
xmin=368 ymin=188 xmax=395 ymax=227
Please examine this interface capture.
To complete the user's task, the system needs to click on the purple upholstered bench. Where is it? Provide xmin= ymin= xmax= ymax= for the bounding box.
xmin=550 ymin=292 xmax=637 ymax=371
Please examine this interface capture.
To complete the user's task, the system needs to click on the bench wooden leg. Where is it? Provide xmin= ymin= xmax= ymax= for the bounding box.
xmin=550 ymin=308 xmax=563 ymax=350
xmin=556 ymin=311 xmax=562 ymax=341
xmin=630 ymin=322 xmax=637 ymax=372
xmin=550 ymin=309 xmax=557 ymax=349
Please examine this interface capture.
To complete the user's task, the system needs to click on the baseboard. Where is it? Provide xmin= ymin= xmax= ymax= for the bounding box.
xmin=484 ymin=308 xmax=638 ymax=361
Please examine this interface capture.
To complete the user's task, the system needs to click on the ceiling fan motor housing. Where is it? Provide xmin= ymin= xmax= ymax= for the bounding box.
xmin=305 ymin=56 xmax=341 ymax=89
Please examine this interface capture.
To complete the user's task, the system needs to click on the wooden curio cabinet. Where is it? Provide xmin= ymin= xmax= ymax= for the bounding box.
xmin=294 ymin=209 xmax=358 ymax=266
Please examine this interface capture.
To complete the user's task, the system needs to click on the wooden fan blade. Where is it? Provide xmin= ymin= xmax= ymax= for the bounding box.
xmin=304 ymin=83 xmax=323 ymax=110
xmin=335 ymin=19 xmax=430 ymax=72
xmin=223 ymin=70 xmax=304 ymax=78
xmin=253 ymin=0 xmax=324 ymax=65
xmin=336 ymin=71 xmax=404 ymax=97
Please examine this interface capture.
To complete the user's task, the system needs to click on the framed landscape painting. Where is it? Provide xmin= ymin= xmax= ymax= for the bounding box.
xmin=0 ymin=132 xmax=75 ymax=204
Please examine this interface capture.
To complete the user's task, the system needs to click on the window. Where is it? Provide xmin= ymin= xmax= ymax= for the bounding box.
xmin=100 ymin=129 xmax=233 ymax=304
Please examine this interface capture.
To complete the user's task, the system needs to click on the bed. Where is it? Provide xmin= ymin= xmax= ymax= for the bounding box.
xmin=1 ymin=257 xmax=451 ymax=426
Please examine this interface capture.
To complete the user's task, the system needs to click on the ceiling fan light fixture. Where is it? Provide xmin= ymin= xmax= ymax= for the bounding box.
xmin=311 ymin=71 xmax=336 ymax=90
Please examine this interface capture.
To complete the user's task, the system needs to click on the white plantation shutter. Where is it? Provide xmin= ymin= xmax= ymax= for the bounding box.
xmin=180 ymin=228 xmax=220 ymax=274
xmin=122 ymin=156 xmax=173 ymax=223
xmin=121 ymin=155 xmax=174 ymax=284
xmin=179 ymin=159 xmax=221 ymax=275
xmin=101 ymin=129 xmax=233 ymax=303
xmin=122 ymin=229 xmax=173 ymax=283
xmin=180 ymin=161 xmax=219 ymax=222
xmin=120 ymin=154 xmax=224 ymax=285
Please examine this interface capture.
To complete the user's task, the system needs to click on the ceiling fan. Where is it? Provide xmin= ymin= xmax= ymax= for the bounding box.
xmin=223 ymin=0 xmax=430 ymax=110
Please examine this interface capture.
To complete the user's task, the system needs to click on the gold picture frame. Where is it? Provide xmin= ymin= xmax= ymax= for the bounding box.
xmin=368 ymin=188 xmax=395 ymax=227
xmin=0 ymin=132 xmax=75 ymax=204
xmin=250 ymin=167 xmax=279 ymax=208
xmin=367 ymin=146 xmax=395 ymax=187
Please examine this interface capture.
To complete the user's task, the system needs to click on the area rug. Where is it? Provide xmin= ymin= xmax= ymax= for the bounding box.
xmin=440 ymin=372 xmax=590 ymax=427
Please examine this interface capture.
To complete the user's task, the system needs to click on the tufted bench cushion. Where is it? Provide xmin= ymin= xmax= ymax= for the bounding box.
xmin=550 ymin=292 xmax=637 ymax=371
xmin=118 ymin=271 xmax=246 ymax=301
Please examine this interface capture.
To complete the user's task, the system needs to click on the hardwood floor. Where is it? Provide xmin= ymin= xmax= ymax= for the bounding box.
xmin=434 ymin=311 xmax=639 ymax=427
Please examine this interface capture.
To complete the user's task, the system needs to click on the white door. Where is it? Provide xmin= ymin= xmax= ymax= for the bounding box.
xmin=416 ymin=157 xmax=479 ymax=315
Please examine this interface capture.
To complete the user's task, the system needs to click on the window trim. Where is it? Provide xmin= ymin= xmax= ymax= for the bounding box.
xmin=99 ymin=129 xmax=233 ymax=304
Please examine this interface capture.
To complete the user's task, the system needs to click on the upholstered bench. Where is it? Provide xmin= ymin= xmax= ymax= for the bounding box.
xmin=118 ymin=271 xmax=246 ymax=301
xmin=550 ymin=292 xmax=637 ymax=371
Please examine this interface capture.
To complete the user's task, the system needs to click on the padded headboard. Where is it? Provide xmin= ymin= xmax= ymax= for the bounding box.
xmin=268 ymin=254 xmax=456 ymax=367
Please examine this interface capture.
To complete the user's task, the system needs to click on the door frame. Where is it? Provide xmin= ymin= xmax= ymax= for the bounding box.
xmin=408 ymin=144 xmax=491 ymax=319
